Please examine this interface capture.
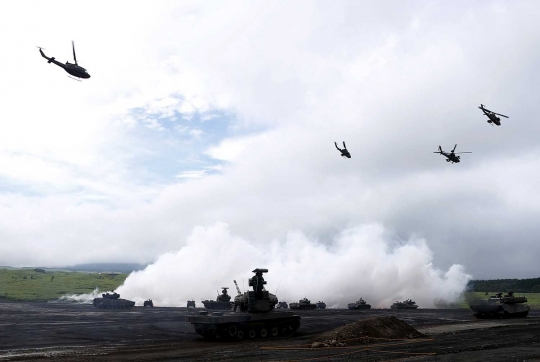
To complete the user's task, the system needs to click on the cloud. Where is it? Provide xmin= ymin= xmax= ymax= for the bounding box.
xmin=0 ymin=1 xmax=539 ymax=284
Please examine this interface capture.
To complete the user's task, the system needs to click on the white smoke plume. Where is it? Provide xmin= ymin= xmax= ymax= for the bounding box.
xmin=55 ymin=287 xmax=103 ymax=304
xmin=115 ymin=222 xmax=471 ymax=308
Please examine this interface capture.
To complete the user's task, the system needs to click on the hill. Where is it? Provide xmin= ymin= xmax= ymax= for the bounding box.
xmin=0 ymin=268 xmax=127 ymax=302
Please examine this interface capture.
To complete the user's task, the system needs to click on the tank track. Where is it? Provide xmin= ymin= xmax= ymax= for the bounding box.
xmin=193 ymin=316 xmax=301 ymax=340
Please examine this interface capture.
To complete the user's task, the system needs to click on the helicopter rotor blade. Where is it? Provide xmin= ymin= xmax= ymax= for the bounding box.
xmin=455 ymin=152 xmax=472 ymax=154
xmin=493 ymin=112 xmax=509 ymax=118
xmin=72 ymin=41 xmax=77 ymax=65
xmin=452 ymin=144 xmax=457 ymax=152
xmin=36 ymin=45 xmax=45 ymax=50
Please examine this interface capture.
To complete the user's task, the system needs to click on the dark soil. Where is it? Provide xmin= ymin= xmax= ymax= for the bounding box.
xmin=0 ymin=302 xmax=538 ymax=361
xmin=313 ymin=316 xmax=425 ymax=345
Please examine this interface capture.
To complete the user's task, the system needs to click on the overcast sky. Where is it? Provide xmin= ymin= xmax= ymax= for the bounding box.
xmin=1 ymin=1 xmax=540 ymax=304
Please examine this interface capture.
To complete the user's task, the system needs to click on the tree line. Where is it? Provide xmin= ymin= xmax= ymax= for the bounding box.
xmin=467 ymin=277 xmax=540 ymax=293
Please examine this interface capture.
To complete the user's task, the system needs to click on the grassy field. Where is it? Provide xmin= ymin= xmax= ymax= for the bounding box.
xmin=0 ymin=268 xmax=128 ymax=302
xmin=459 ymin=292 xmax=540 ymax=309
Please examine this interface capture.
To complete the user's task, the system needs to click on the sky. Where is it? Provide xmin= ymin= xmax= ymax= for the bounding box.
xmin=2 ymin=1 xmax=540 ymax=306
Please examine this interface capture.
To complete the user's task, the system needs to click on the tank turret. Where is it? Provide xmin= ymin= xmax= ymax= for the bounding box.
xmin=143 ymin=299 xmax=153 ymax=307
xmin=186 ymin=300 xmax=196 ymax=308
xmin=316 ymin=301 xmax=326 ymax=309
xmin=470 ymin=291 xmax=530 ymax=318
xmin=202 ymin=287 xmax=233 ymax=310
xmin=185 ymin=268 xmax=300 ymax=340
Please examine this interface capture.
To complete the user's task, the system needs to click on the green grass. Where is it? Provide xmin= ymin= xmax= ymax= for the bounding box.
xmin=0 ymin=268 xmax=128 ymax=302
xmin=458 ymin=292 xmax=540 ymax=309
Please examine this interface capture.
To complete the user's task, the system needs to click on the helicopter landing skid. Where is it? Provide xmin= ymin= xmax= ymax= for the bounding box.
xmin=68 ymin=76 xmax=82 ymax=82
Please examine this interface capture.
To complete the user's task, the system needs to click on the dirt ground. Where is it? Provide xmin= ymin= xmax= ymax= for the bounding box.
xmin=0 ymin=302 xmax=539 ymax=361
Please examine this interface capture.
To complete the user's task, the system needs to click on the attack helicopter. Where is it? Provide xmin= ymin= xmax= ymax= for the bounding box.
xmin=479 ymin=104 xmax=508 ymax=126
xmin=38 ymin=41 xmax=90 ymax=80
xmin=433 ymin=144 xmax=471 ymax=163
xmin=334 ymin=141 xmax=351 ymax=158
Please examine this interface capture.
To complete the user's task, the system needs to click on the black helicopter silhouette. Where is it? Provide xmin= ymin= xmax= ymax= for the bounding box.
xmin=479 ymin=104 xmax=508 ymax=126
xmin=38 ymin=41 xmax=90 ymax=80
xmin=433 ymin=144 xmax=471 ymax=163
xmin=334 ymin=142 xmax=351 ymax=158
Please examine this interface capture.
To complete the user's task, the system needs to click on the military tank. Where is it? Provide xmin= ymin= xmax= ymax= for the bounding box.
xmin=187 ymin=300 xmax=196 ymax=308
xmin=185 ymin=269 xmax=300 ymax=340
xmin=316 ymin=301 xmax=326 ymax=309
xmin=289 ymin=298 xmax=317 ymax=310
xmin=202 ymin=287 xmax=233 ymax=310
xmin=470 ymin=291 xmax=530 ymax=318
xmin=277 ymin=301 xmax=288 ymax=309
xmin=390 ymin=299 xmax=418 ymax=309
xmin=93 ymin=291 xmax=135 ymax=309
xmin=143 ymin=299 xmax=153 ymax=307
xmin=348 ymin=297 xmax=371 ymax=310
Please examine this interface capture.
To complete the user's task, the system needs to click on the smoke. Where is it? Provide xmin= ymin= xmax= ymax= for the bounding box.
xmin=55 ymin=287 xmax=103 ymax=304
xmin=112 ymin=222 xmax=471 ymax=308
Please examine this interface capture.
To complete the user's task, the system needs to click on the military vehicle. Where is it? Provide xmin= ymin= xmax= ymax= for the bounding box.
xmin=38 ymin=41 xmax=91 ymax=80
xmin=335 ymin=141 xmax=351 ymax=158
xmin=202 ymin=287 xmax=233 ymax=310
xmin=316 ymin=301 xmax=327 ymax=309
xmin=143 ymin=299 xmax=153 ymax=307
xmin=348 ymin=297 xmax=371 ymax=310
xmin=433 ymin=144 xmax=471 ymax=164
xmin=470 ymin=291 xmax=530 ymax=318
xmin=93 ymin=291 xmax=135 ymax=309
xmin=479 ymin=104 xmax=509 ymax=126
xmin=277 ymin=301 xmax=289 ymax=309
xmin=185 ymin=269 xmax=300 ymax=340
xmin=187 ymin=300 xmax=196 ymax=308
xmin=289 ymin=298 xmax=317 ymax=310
xmin=390 ymin=299 xmax=418 ymax=309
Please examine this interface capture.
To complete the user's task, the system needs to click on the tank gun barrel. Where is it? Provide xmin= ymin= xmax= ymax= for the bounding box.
xmin=233 ymin=280 xmax=242 ymax=295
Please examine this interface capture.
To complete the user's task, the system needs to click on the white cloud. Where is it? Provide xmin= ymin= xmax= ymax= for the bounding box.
xmin=0 ymin=0 xmax=539 ymax=284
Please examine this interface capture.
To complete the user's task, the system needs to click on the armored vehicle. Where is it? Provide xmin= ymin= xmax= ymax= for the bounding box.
xmin=348 ymin=297 xmax=371 ymax=310
xmin=470 ymin=291 xmax=530 ymax=318
xmin=277 ymin=301 xmax=289 ymax=309
xmin=187 ymin=300 xmax=196 ymax=308
xmin=390 ymin=299 xmax=418 ymax=309
xmin=143 ymin=299 xmax=153 ymax=307
xmin=185 ymin=269 xmax=300 ymax=340
xmin=93 ymin=291 xmax=135 ymax=310
xmin=316 ymin=301 xmax=326 ymax=309
xmin=289 ymin=298 xmax=317 ymax=310
xmin=202 ymin=287 xmax=233 ymax=310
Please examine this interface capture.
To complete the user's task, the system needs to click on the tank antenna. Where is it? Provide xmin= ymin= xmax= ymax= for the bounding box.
xmin=275 ymin=276 xmax=283 ymax=296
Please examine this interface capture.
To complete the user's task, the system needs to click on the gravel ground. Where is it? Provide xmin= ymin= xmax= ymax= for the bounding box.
xmin=0 ymin=302 xmax=538 ymax=361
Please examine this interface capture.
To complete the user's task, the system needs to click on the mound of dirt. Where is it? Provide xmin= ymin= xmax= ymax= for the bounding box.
xmin=312 ymin=316 xmax=424 ymax=346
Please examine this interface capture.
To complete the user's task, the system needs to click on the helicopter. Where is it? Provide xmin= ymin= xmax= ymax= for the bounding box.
xmin=479 ymin=104 xmax=508 ymax=126
xmin=334 ymin=141 xmax=351 ymax=158
xmin=38 ymin=41 xmax=90 ymax=80
xmin=433 ymin=144 xmax=471 ymax=163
